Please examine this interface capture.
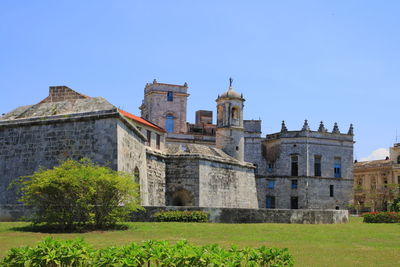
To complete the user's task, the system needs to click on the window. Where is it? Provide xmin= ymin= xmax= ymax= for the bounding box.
xmin=334 ymin=157 xmax=341 ymax=178
xmin=156 ymin=134 xmax=160 ymax=149
xmin=232 ymin=107 xmax=239 ymax=120
xmin=291 ymin=180 xmax=298 ymax=189
xmin=397 ymin=155 xmax=400 ymax=164
xmin=267 ymin=180 xmax=275 ymax=189
xmin=398 ymin=176 xmax=400 ymax=184
xmin=291 ymin=155 xmax=298 ymax=176
xmin=146 ymin=130 xmax=151 ymax=146
xmin=314 ymin=155 xmax=321 ymax=176
xmin=330 ymin=185 xmax=334 ymax=197
xmin=166 ymin=115 xmax=174 ymax=133
xmin=266 ymin=196 xmax=275 ymax=209
xmin=167 ymin=91 xmax=173 ymax=101
xmin=267 ymin=162 xmax=274 ymax=172
xmin=290 ymin=196 xmax=298 ymax=209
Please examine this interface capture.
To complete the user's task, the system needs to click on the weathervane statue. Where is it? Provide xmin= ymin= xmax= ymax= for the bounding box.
xmin=229 ymin=77 xmax=233 ymax=87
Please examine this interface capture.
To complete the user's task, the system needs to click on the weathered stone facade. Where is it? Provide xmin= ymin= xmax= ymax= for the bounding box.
xmin=0 ymin=81 xmax=355 ymax=223
xmin=140 ymin=80 xmax=189 ymax=134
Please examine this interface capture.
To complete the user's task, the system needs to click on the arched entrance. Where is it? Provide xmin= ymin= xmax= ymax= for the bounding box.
xmin=170 ymin=188 xmax=193 ymax=206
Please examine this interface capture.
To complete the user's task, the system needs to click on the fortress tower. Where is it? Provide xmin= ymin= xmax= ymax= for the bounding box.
xmin=216 ymin=78 xmax=245 ymax=161
xmin=139 ymin=79 xmax=189 ymax=134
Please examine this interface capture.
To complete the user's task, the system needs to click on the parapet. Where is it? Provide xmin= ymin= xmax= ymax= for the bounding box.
xmin=144 ymin=79 xmax=188 ymax=94
xmin=267 ymin=120 xmax=354 ymax=142
xmin=244 ymin=120 xmax=261 ymax=133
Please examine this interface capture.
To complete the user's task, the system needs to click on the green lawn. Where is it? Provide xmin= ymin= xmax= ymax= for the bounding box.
xmin=0 ymin=217 xmax=399 ymax=267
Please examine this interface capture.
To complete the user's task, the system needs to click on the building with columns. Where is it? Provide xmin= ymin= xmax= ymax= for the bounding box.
xmin=353 ymin=143 xmax=400 ymax=212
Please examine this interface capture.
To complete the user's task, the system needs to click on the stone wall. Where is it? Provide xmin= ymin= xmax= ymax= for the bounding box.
xmin=199 ymin=160 xmax=258 ymax=208
xmin=146 ymin=151 xmax=166 ymax=206
xmin=0 ymin=114 xmax=119 ymax=204
xmin=244 ymin=120 xmax=267 ymax=177
xmin=257 ymin=177 xmax=353 ymax=209
xmin=165 ymin=157 xmax=200 ymax=206
xmin=117 ymin=120 xmax=149 ymax=205
xmin=130 ymin=206 xmax=349 ymax=224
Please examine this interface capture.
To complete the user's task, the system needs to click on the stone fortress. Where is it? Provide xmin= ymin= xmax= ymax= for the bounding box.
xmin=0 ymin=79 xmax=354 ymax=223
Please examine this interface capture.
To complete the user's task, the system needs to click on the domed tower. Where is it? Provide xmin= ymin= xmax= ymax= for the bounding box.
xmin=216 ymin=78 xmax=245 ymax=161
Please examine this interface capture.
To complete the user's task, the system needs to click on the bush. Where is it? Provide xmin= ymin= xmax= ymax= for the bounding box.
xmin=152 ymin=210 xmax=209 ymax=222
xmin=2 ymin=238 xmax=294 ymax=266
xmin=363 ymin=212 xmax=400 ymax=223
xmin=16 ymin=159 xmax=141 ymax=231
xmin=389 ymin=198 xmax=400 ymax=212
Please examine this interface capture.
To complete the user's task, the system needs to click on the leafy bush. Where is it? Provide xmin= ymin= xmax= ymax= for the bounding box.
xmin=389 ymin=198 xmax=400 ymax=212
xmin=152 ymin=210 xmax=209 ymax=222
xmin=2 ymin=237 xmax=94 ymax=266
xmin=16 ymin=159 xmax=141 ymax=231
xmin=2 ymin=238 xmax=294 ymax=266
xmin=363 ymin=212 xmax=400 ymax=223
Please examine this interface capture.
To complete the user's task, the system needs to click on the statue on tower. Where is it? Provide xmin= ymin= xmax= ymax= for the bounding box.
xmin=229 ymin=77 xmax=233 ymax=87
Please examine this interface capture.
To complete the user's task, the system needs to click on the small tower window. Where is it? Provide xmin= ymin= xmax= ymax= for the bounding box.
xmin=314 ymin=155 xmax=321 ymax=176
xmin=291 ymin=180 xmax=298 ymax=189
xmin=166 ymin=115 xmax=174 ymax=133
xmin=334 ymin=157 xmax=341 ymax=178
xmin=167 ymin=91 xmax=173 ymax=101
xmin=267 ymin=180 xmax=275 ymax=189
xmin=146 ymin=130 xmax=151 ymax=146
xmin=156 ymin=134 xmax=161 ymax=149
xmin=290 ymin=196 xmax=298 ymax=209
xmin=291 ymin=155 xmax=298 ymax=176
xmin=397 ymin=155 xmax=400 ymax=164
xmin=266 ymin=196 xmax=275 ymax=209
xmin=330 ymin=185 xmax=334 ymax=197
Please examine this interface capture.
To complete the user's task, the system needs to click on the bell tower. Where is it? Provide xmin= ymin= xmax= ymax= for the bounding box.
xmin=216 ymin=78 xmax=245 ymax=161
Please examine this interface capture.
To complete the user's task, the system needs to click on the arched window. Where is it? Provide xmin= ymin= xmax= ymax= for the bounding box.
xmin=166 ymin=114 xmax=174 ymax=133
xmin=134 ymin=167 xmax=140 ymax=184
xmin=231 ymin=107 xmax=239 ymax=120
xmin=397 ymin=155 xmax=400 ymax=164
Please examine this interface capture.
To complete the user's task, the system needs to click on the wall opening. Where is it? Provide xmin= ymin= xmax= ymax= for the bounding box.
xmin=171 ymin=189 xmax=193 ymax=206
xmin=166 ymin=114 xmax=174 ymax=133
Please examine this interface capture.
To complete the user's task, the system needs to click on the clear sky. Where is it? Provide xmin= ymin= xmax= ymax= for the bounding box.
xmin=1 ymin=1 xmax=399 ymax=161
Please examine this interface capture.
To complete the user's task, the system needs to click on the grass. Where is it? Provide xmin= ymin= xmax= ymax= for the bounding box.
xmin=0 ymin=217 xmax=399 ymax=266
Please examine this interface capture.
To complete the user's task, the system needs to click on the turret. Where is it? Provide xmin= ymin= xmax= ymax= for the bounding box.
xmin=215 ymin=78 xmax=245 ymax=161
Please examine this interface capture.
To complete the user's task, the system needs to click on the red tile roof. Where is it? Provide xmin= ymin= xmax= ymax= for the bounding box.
xmin=119 ymin=109 xmax=165 ymax=132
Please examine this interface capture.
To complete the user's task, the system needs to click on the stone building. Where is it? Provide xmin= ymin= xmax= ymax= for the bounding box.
xmin=256 ymin=121 xmax=354 ymax=210
xmin=353 ymin=144 xmax=400 ymax=211
xmin=139 ymin=79 xmax=355 ymax=210
xmin=0 ymin=84 xmax=258 ymax=213
xmin=0 ymin=79 xmax=354 ymax=222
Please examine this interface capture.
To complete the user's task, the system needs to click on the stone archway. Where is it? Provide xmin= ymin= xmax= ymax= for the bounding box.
xmin=171 ymin=188 xmax=194 ymax=206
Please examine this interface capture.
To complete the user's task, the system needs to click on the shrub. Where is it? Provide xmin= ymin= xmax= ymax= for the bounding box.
xmin=2 ymin=238 xmax=294 ymax=266
xmin=152 ymin=210 xmax=209 ymax=222
xmin=16 ymin=159 xmax=141 ymax=231
xmin=363 ymin=212 xmax=400 ymax=223
xmin=389 ymin=198 xmax=400 ymax=212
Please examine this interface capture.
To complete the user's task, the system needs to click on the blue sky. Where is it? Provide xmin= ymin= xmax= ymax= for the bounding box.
xmin=1 ymin=1 xmax=399 ymax=160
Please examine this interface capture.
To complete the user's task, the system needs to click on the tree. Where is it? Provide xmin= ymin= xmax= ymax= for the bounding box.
xmin=17 ymin=159 xmax=141 ymax=231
